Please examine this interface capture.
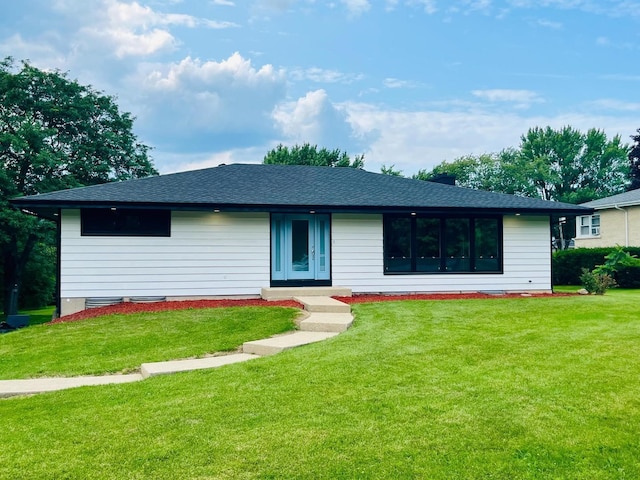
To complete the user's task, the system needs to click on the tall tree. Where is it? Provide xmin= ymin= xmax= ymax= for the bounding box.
xmin=1 ymin=58 xmax=157 ymax=314
xmin=629 ymin=128 xmax=640 ymax=191
xmin=263 ymin=143 xmax=364 ymax=168
xmin=413 ymin=150 xmax=531 ymax=195
xmin=416 ymin=126 xmax=629 ymax=204
xmin=516 ymin=126 xmax=629 ymax=203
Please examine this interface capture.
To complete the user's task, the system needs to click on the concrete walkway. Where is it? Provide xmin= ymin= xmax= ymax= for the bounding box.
xmin=0 ymin=290 xmax=353 ymax=398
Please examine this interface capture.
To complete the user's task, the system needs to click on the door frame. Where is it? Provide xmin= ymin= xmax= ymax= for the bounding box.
xmin=270 ymin=213 xmax=332 ymax=286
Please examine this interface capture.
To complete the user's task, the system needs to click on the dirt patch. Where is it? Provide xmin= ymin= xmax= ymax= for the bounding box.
xmin=51 ymin=299 xmax=303 ymax=324
xmin=51 ymin=291 xmax=574 ymax=324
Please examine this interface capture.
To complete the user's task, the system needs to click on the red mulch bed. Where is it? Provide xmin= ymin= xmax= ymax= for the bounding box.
xmin=51 ymin=292 xmax=574 ymax=324
xmin=51 ymin=299 xmax=303 ymax=324
xmin=334 ymin=292 xmax=573 ymax=304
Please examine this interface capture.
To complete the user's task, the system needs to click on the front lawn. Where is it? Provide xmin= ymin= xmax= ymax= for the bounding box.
xmin=0 ymin=306 xmax=298 ymax=379
xmin=1 ymin=293 xmax=639 ymax=479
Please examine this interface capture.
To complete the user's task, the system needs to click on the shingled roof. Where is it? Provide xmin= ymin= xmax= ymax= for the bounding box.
xmin=12 ymin=163 xmax=591 ymax=216
xmin=581 ymin=188 xmax=640 ymax=209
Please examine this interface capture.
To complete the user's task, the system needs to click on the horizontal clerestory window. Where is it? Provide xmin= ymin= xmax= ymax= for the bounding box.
xmin=383 ymin=215 xmax=502 ymax=274
xmin=81 ymin=208 xmax=171 ymax=236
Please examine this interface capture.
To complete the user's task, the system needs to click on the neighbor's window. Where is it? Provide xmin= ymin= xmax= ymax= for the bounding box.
xmin=577 ymin=214 xmax=600 ymax=238
xmin=81 ymin=208 xmax=171 ymax=236
xmin=383 ymin=215 xmax=502 ymax=274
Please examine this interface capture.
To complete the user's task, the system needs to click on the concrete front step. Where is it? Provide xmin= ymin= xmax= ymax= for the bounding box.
xmin=299 ymin=312 xmax=354 ymax=332
xmin=294 ymin=296 xmax=352 ymax=313
xmin=141 ymin=353 xmax=260 ymax=378
xmin=261 ymin=286 xmax=352 ymax=300
xmin=243 ymin=331 xmax=339 ymax=356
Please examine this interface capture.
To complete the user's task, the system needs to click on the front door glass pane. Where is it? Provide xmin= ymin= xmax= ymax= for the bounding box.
xmin=318 ymin=219 xmax=326 ymax=271
xmin=291 ymin=220 xmax=309 ymax=271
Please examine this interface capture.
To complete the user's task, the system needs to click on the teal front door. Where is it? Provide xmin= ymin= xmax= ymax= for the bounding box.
xmin=271 ymin=214 xmax=330 ymax=284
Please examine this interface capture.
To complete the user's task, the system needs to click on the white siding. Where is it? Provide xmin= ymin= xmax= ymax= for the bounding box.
xmin=331 ymin=214 xmax=551 ymax=293
xmin=60 ymin=210 xmax=270 ymax=299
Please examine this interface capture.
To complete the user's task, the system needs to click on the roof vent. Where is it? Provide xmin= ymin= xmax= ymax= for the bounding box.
xmin=430 ymin=173 xmax=456 ymax=186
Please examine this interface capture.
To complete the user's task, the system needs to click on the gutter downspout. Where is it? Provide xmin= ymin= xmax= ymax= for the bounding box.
xmin=614 ymin=205 xmax=629 ymax=247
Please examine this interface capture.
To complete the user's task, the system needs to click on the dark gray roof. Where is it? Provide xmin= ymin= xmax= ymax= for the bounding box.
xmin=581 ymin=188 xmax=640 ymax=209
xmin=12 ymin=163 xmax=591 ymax=216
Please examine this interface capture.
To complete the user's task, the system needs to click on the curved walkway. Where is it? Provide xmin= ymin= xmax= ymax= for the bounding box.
xmin=0 ymin=296 xmax=353 ymax=398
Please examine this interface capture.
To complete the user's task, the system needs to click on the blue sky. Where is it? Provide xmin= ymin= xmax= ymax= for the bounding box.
xmin=1 ymin=0 xmax=638 ymax=175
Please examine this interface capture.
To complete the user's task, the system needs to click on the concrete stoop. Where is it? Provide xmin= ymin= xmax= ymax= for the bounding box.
xmin=261 ymin=286 xmax=352 ymax=300
xmin=0 ymin=295 xmax=353 ymax=398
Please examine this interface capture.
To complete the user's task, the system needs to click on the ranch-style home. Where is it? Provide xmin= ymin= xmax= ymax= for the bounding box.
xmin=574 ymin=188 xmax=640 ymax=248
xmin=12 ymin=163 xmax=591 ymax=316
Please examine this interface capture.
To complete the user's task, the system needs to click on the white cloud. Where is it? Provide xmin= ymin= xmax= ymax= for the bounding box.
xmin=212 ymin=0 xmax=236 ymax=5
xmin=587 ymin=99 xmax=640 ymax=112
xmin=72 ymin=0 xmax=238 ymax=58
xmin=290 ymin=67 xmax=364 ymax=84
xmin=130 ymin=53 xmax=287 ymax=150
xmin=383 ymin=77 xmax=425 ymax=89
xmin=273 ymin=89 xmax=355 ymax=148
xmin=472 ymin=89 xmax=543 ymax=108
xmin=342 ymin=102 xmax=639 ymax=175
xmin=341 ymin=0 xmax=371 ymax=16
xmin=536 ymin=19 xmax=563 ymax=29
xmin=407 ymin=0 xmax=438 ymax=14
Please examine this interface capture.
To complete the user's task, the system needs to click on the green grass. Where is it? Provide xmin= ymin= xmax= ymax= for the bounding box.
xmin=1 ymin=305 xmax=56 ymax=325
xmin=0 ymin=307 xmax=298 ymax=379
xmin=1 ymin=293 xmax=640 ymax=479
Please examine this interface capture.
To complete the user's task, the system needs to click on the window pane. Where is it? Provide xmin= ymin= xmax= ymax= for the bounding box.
xmin=475 ymin=218 xmax=500 ymax=272
xmin=81 ymin=209 xmax=170 ymax=236
xmin=416 ymin=218 xmax=441 ymax=272
xmin=318 ymin=219 xmax=326 ymax=271
xmin=592 ymin=215 xmax=600 ymax=227
xmin=291 ymin=220 xmax=309 ymax=271
xmin=384 ymin=217 xmax=412 ymax=272
xmin=445 ymin=218 xmax=470 ymax=272
xmin=274 ymin=219 xmax=282 ymax=272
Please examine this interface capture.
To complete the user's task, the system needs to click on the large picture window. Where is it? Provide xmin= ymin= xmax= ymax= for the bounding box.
xmin=81 ymin=208 xmax=171 ymax=236
xmin=384 ymin=215 xmax=502 ymax=274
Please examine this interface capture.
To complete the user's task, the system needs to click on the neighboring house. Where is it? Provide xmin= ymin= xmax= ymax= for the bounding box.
xmin=575 ymin=189 xmax=640 ymax=248
xmin=11 ymin=164 xmax=591 ymax=316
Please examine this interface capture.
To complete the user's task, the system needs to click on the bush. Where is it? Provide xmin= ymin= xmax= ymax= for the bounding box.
xmin=579 ymin=268 xmax=616 ymax=295
xmin=553 ymin=247 xmax=640 ymax=285
xmin=614 ymin=266 xmax=640 ymax=288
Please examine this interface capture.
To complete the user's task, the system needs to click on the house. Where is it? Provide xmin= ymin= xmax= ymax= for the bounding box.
xmin=11 ymin=164 xmax=591 ymax=316
xmin=574 ymin=189 xmax=640 ymax=248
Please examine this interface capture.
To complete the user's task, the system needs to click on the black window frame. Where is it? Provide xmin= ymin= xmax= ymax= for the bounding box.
xmin=383 ymin=214 xmax=503 ymax=274
xmin=81 ymin=208 xmax=171 ymax=237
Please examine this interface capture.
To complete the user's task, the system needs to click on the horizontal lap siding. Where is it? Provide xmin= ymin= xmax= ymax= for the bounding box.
xmin=60 ymin=210 xmax=270 ymax=298
xmin=331 ymin=214 xmax=551 ymax=292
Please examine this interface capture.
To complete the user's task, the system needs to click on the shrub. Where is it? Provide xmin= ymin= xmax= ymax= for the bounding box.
xmin=614 ymin=266 xmax=640 ymax=288
xmin=593 ymin=247 xmax=640 ymax=289
xmin=579 ymin=268 xmax=617 ymax=295
xmin=553 ymin=247 xmax=640 ymax=285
